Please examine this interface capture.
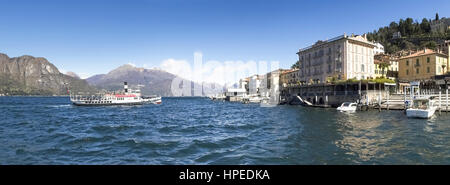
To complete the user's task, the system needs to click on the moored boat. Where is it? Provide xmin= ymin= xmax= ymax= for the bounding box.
xmin=406 ymin=98 xmax=437 ymax=119
xmin=337 ymin=102 xmax=357 ymax=112
xmin=143 ymin=96 xmax=162 ymax=104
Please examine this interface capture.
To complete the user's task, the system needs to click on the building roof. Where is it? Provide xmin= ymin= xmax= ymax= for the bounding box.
xmin=281 ymin=68 xmax=299 ymax=74
xmin=399 ymin=48 xmax=448 ymax=60
xmin=297 ymin=33 xmax=377 ymax=54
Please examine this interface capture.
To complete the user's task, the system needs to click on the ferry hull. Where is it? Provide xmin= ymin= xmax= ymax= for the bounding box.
xmin=72 ymin=102 xmax=144 ymax=106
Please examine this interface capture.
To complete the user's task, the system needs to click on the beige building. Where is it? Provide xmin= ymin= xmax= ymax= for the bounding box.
xmin=280 ymin=69 xmax=299 ymax=88
xmin=297 ymin=34 xmax=377 ymax=85
xmin=398 ymin=48 xmax=449 ymax=81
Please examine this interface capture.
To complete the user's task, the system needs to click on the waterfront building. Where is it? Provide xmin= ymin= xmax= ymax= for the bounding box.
xmin=374 ymin=54 xmax=399 ymax=80
xmin=239 ymin=77 xmax=250 ymax=93
xmin=257 ymin=69 xmax=290 ymax=104
xmin=247 ymin=75 xmax=263 ymax=96
xmin=430 ymin=17 xmax=450 ymax=33
xmin=297 ymin=34 xmax=377 ymax=85
xmin=374 ymin=59 xmax=387 ymax=78
xmin=280 ymin=69 xmax=299 ymax=88
xmin=398 ymin=48 xmax=449 ymax=81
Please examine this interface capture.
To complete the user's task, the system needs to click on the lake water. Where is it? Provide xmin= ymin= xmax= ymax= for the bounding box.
xmin=1 ymin=96 xmax=449 ymax=164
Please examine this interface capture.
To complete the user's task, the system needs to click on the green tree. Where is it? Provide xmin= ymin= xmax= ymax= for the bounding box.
xmin=291 ymin=61 xmax=299 ymax=69
xmin=401 ymin=40 xmax=416 ymax=50
xmin=420 ymin=41 xmax=437 ymax=50
xmin=420 ymin=18 xmax=431 ymax=33
xmin=405 ymin=18 xmax=414 ymax=35
xmin=379 ymin=62 xmax=391 ymax=78
xmin=389 ymin=21 xmax=399 ymax=32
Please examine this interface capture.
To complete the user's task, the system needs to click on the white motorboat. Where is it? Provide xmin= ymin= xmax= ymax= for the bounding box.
xmin=406 ymin=98 xmax=437 ymax=119
xmin=210 ymin=94 xmax=226 ymax=101
xmin=142 ymin=96 xmax=162 ymax=104
xmin=248 ymin=96 xmax=263 ymax=103
xmin=337 ymin=102 xmax=357 ymax=112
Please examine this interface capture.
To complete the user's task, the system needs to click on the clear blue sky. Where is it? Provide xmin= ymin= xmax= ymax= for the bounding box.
xmin=0 ymin=0 xmax=449 ymax=78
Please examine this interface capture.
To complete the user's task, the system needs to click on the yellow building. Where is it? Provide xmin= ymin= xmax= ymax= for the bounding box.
xmin=374 ymin=59 xmax=387 ymax=78
xmin=374 ymin=54 xmax=399 ymax=80
xmin=398 ymin=48 xmax=449 ymax=81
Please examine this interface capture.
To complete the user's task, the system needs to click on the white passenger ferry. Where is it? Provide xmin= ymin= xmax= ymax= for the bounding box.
xmin=70 ymin=82 xmax=161 ymax=106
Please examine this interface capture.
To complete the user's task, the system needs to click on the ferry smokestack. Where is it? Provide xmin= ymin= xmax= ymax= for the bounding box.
xmin=124 ymin=82 xmax=128 ymax=93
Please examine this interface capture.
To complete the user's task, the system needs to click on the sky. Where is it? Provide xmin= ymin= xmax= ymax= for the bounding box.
xmin=0 ymin=0 xmax=449 ymax=82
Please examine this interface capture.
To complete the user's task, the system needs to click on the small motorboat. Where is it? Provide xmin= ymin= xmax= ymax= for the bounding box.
xmin=406 ymin=98 xmax=437 ymax=119
xmin=337 ymin=102 xmax=357 ymax=112
xmin=142 ymin=96 xmax=162 ymax=104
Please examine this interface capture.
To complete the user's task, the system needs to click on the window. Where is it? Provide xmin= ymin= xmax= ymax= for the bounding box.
xmin=406 ymin=69 xmax=409 ymax=75
xmin=416 ymin=68 xmax=419 ymax=74
xmin=361 ymin=64 xmax=365 ymax=72
xmin=416 ymin=59 xmax=419 ymax=66
xmin=406 ymin=60 xmax=409 ymax=66
xmin=427 ymin=67 xmax=430 ymax=73
xmin=427 ymin=57 xmax=430 ymax=63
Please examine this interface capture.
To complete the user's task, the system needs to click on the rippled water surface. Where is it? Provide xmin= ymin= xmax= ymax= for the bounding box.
xmin=1 ymin=97 xmax=450 ymax=164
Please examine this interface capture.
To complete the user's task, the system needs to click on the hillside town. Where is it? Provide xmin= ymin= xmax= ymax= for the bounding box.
xmin=217 ymin=19 xmax=450 ymax=112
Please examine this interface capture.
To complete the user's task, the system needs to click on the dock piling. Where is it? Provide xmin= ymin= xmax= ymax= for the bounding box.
xmin=404 ymin=86 xmax=407 ymax=113
xmin=387 ymin=92 xmax=390 ymax=110
xmin=439 ymin=88 xmax=442 ymax=115
xmin=446 ymin=88 xmax=448 ymax=114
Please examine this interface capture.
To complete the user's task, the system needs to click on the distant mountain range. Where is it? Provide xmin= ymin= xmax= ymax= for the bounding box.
xmin=86 ymin=64 xmax=224 ymax=96
xmin=86 ymin=64 xmax=178 ymax=96
xmin=0 ymin=53 xmax=95 ymax=95
xmin=0 ymin=53 xmax=223 ymax=96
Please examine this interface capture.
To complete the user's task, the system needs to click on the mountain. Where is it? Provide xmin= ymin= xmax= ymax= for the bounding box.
xmin=65 ymin=71 xmax=81 ymax=79
xmin=0 ymin=53 xmax=95 ymax=95
xmin=86 ymin=64 xmax=223 ymax=96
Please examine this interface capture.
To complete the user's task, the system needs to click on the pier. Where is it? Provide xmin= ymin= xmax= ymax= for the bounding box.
xmin=281 ymin=81 xmax=450 ymax=113
xmin=281 ymin=81 xmax=394 ymax=107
